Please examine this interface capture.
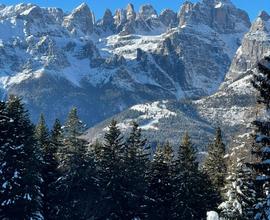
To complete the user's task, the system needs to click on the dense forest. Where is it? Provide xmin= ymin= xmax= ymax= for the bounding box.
xmin=0 ymin=57 xmax=269 ymax=220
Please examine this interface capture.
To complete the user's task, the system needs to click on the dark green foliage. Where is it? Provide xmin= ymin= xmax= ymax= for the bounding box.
xmin=249 ymin=57 xmax=270 ymax=219
xmin=219 ymin=159 xmax=256 ymax=220
xmin=204 ymin=127 xmax=227 ymax=192
xmin=64 ymin=107 xmax=85 ymax=139
xmin=36 ymin=113 xmax=50 ymax=151
xmin=95 ymin=119 xmax=126 ymax=219
xmin=176 ymin=132 xmax=198 ymax=171
xmin=0 ymin=96 xmax=43 ymax=219
xmin=56 ymin=108 xmax=97 ymax=220
xmin=146 ymin=143 xmax=175 ymax=220
xmin=252 ymin=56 xmax=270 ymax=108
xmin=36 ymin=114 xmax=51 ymax=219
xmin=174 ymin=133 xmax=219 ymax=220
xmin=122 ymin=122 xmax=150 ymax=219
xmin=0 ymin=102 xmax=224 ymax=220
xmin=0 ymin=101 xmax=8 ymax=152
xmin=37 ymin=117 xmax=62 ymax=219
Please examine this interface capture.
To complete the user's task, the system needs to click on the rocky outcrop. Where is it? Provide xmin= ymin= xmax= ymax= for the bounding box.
xmin=178 ymin=1 xmax=194 ymax=27
xmin=222 ymin=10 xmax=270 ymax=87
xmin=63 ymin=3 xmax=94 ymax=35
xmin=126 ymin=3 xmax=136 ymax=21
xmin=0 ymin=0 xmax=252 ymax=127
xmin=99 ymin=9 xmax=115 ymax=32
xmin=178 ymin=0 xmax=250 ymax=34
xmin=138 ymin=4 xmax=158 ymax=20
xmin=159 ymin=9 xmax=177 ymax=27
xmin=85 ymin=12 xmax=268 ymax=150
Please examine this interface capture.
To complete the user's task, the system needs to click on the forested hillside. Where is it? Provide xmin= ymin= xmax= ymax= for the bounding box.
xmin=1 ymin=56 xmax=270 ymax=219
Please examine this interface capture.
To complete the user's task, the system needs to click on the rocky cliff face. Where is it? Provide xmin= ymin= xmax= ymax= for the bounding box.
xmin=222 ymin=11 xmax=270 ymax=87
xmin=63 ymin=3 xmax=94 ymax=36
xmin=85 ymin=11 xmax=270 ymax=151
xmin=179 ymin=0 xmax=250 ymax=34
xmin=0 ymin=1 xmax=250 ymax=126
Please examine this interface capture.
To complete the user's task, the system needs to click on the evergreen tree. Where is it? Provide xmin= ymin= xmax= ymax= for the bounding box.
xmin=95 ymin=119 xmax=126 ymax=219
xmin=252 ymin=57 xmax=270 ymax=108
xmin=0 ymin=96 xmax=43 ymax=219
xmin=51 ymin=118 xmax=64 ymax=163
xmin=0 ymin=101 xmax=8 ymax=156
xmin=249 ymin=57 xmax=270 ymax=220
xmin=146 ymin=143 xmax=175 ymax=220
xmin=56 ymin=108 xmax=97 ymax=219
xmin=35 ymin=114 xmax=50 ymax=151
xmin=58 ymin=108 xmax=85 ymax=169
xmin=37 ymin=117 xmax=61 ymax=219
xmin=122 ymin=122 xmax=150 ymax=219
xmin=92 ymin=139 xmax=103 ymax=160
xmin=63 ymin=107 xmax=85 ymax=139
xmin=204 ymin=127 xmax=227 ymax=192
xmin=174 ymin=132 xmax=218 ymax=220
xmin=219 ymin=158 xmax=256 ymax=220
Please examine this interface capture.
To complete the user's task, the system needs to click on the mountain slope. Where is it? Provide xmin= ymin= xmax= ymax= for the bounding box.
xmin=0 ymin=0 xmax=250 ymax=126
xmin=85 ymin=11 xmax=270 ymax=150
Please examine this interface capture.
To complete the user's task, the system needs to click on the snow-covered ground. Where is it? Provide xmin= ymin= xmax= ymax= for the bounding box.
xmin=130 ymin=101 xmax=177 ymax=130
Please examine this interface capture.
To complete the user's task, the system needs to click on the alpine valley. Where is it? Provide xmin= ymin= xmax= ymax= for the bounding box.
xmin=0 ymin=0 xmax=269 ymax=149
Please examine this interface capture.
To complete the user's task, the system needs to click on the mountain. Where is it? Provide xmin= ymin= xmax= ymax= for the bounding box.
xmin=0 ymin=0 xmax=250 ymax=126
xmin=84 ymin=10 xmax=270 ymax=150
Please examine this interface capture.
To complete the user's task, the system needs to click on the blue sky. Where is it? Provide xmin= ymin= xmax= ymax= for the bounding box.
xmin=1 ymin=0 xmax=269 ymax=21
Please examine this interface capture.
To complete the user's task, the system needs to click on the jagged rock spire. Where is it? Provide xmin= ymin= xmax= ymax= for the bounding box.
xmin=259 ymin=10 xmax=270 ymax=21
xmin=139 ymin=4 xmax=158 ymax=20
xmin=126 ymin=3 xmax=136 ymax=21
xmin=63 ymin=2 xmax=94 ymax=35
xmin=160 ymin=9 xmax=177 ymax=27
xmin=102 ymin=9 xmax=114 ymax=27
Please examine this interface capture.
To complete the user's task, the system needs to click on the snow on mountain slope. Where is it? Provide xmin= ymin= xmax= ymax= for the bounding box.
xmin=0 ymin=0 xmax=250 ymax=126
xmin=222 ymin=11 xmax=270 ymax=87
xmin=84 ymin=99 xmax=215 ymax=149
xmin=130 ymin=101 xmax=177 ymax=130
xmin=85 ymin=11 xmax=270 ymax=150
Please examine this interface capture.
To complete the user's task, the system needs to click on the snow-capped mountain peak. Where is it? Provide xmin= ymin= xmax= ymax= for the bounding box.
xmin=178 ymin=0 xmax=250 ymax=35
xmin=258 ymin=10 xmax=270 ymax=21
xmin=138 ymin=4 xmax=158 ymax=20
xmin=126 ymin=3 xmax=136 ymax=21
xmin=251 ymin=11 xmax=270 ymax=35
xmin=63 ymin=3 xmax=94 ymax=36
xmin=85 ymin=10 xmax=270 ymax=151
xmin=203 ymin=0 xmax=233 ymax=7
xmin=0 ymin=0 xmax=252 ymax=127
xmin=222 ymin=11 xmax=270 ymax=87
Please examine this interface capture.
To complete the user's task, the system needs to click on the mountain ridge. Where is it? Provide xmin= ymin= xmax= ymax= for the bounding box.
xmin=0 ymin=0 xmax=251 ymax=128
xmin=84 ymin=10 xmax=270 ymax=150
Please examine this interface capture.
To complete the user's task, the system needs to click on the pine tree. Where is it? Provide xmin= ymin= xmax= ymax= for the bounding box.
xmin=219 ymin=158 xmax=256 ymax=220
xmin=122 ymin=122 xmax=150 ymax=219
xmin=0 ymin=100 xmax=8 ymax=156
xmin=0 ymin=96 xmax=43 ymax=219
xmin=51 ymin=118 xmax=64 ymax=168
xmin=249 ymin=57 xmax=270 ymax=220
xmin=63 ymin=107 xmax=85 ymax=139
xmin=92 ymin=139 xmax=103 ymax=160
xmin=174 ymin=132 xmax=218 ymax=220
xmin=56 ymin=108 xmax=97 ymax=219
xmin=252 ymin=57 xmax=270 ymax=108
xmin=95 ymin=119 xmax=126 ymax=219
xmin=47 ymin=119 xmax=64 ymax=219
xmin=58 ymin=107 xmax=86 ymax=168
xmin=51 ymin=118 xmax=64 ymax=164
xmin=35 ymin=114 xmax=50 ymax=151
xmin=204 ymin=127 xmax=227 ymax=192
xmin=36 ymin=116 xmax=61 ymax=219
xmin=146 ymin=143 xmax=175 ymax=220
